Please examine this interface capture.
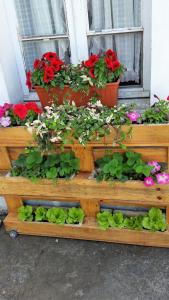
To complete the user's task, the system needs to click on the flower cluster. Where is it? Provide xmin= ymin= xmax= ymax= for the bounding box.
xmin=144 ymin=161 xmax=169 ymax=186
xmin=0 ymin=103 xmax=12 ymax=127
xmin=27 ymin=52 xmax=64 ymax=89
xmin=26 ymin=49 xmax=124 ymax=92
xmin=0 ymin=102 xmax=42 ymax=127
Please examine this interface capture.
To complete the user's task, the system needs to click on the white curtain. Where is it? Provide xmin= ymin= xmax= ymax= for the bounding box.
xmin=15 ymin=0 xmax=69 ymax=70
xmin=88 ymin=0 xmax=142 ymax=83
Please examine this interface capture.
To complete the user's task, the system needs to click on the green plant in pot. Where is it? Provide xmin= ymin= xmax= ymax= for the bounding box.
xmin=26 ymin=49 xmax=124 ymax=108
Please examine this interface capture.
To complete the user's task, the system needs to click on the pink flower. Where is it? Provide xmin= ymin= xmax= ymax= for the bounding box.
xmin=126 ymin=112 xmax=140 ymax=122
xmin=147 ymin=161 xmax=161 ymax=174
xmin=3 ymin=103 xmax=12 ymax=112
xmin=156 ymin=173 xmax=169 ymax=185
xmin=0 ymin=106 xmax=4 ymax=118
xmin=0 ymin=116 xmax=11 ymax=127
xmin=144 ymin=177 xmax=154 ymax=187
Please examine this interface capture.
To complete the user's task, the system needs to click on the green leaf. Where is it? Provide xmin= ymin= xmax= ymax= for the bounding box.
xmin=46 ymin=167 xmax=58 ymax=179
xmin=66 ymin=207 xmax=85 ymax=224
xmin=46 ymin=208 xmax=67 ymax=224
xmin=97 ymin=210 xmax=112 ymax=230
xmin=18 ymin=206 xmax=33 ymax=222
xmin=108 ymin=212 xmax=124 ymax=228
xmin=35 ymin=207 xmax=47 ymax=222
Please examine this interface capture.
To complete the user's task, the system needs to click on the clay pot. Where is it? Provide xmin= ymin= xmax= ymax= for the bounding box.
xmin=35 ymin=80 xmax=120 ymax=108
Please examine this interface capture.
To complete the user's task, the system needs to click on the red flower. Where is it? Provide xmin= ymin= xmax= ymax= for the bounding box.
xmin=106 ymin=49 xmax=117 ymax=61
xmin=26 ymin=70 xmax=32 ymax=90
xmin=104 ymin=56 xmax=114 ymax=70
xmin=25 ymin=102 xmax=42 ymax=114
xmin=43 ymin=52 xmax=58 ymax=61
xmin=51 ymin=59 xmax=64 ymax=72
xmin=13 ymin=104 xmax=28 ymax=120
xmin=105 ymin=57 xmax=120 ymax=71
xmin=33 ymin=59 xmax=41 ymax=69
xmin=167 ymin=96 xmax=169 ymax=101
xmin=112 ymin=60 xmax=121 ymax=71
xmin=44 ymin=66 xmax=55 ymax=83
xmin=89 ymin=68 xmax=95 ymax=78
xmin=84 ymin=55 xmax=99 ymax=68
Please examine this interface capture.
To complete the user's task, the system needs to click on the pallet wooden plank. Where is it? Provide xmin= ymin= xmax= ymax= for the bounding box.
xmin=4 ymin=213 xmax=169 ymax=248
xmin=0 ymin=175 xmax=169 ymax=206
xmin=0 ymin=147 xmax=12 ymax=171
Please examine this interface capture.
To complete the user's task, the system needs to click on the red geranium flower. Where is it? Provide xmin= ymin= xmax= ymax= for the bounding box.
xmin=25 ymin=102 xmax=42 ymax=114
xmin=13 ymin=104 xmax=28 ymax=120
xmin=106 ymin=49 xmax=117 ymax=61
xmin=104 ymin=56 xmax=114 ymax=70
xmin=167 ymin=96 xmax=169 ymax=101
xmin=84 ymin=54 xmax=99 ymax=68
xmin=44 ymin=66 xmax=55 ymax=83
xmin=112 ymin=60 xmax=121 ymax=71
xmin=51 ymin=59 xmax=64 ymax=72
xmin=89 ymin=68 xmax=95 ymax=78
xmin=26 ymin=70 xmax=32 ymax=90
xmin=33 ymin=59 xmax=41 ymax=69
xmin=43 ymin=52 xmax=58 ymax=61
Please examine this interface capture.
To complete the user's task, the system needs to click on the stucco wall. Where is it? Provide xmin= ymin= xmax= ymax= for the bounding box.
xmin=150 ymin=0 xmax=169 ymax=103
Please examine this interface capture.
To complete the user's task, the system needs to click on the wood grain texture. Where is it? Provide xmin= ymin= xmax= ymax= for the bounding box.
xmin=0 ymin=174 xmax=169 ymax=206
xmin=0 ymin=147 xmax=11 ymax=171
xmin=4 ymin=213 xmax=169 ymax=248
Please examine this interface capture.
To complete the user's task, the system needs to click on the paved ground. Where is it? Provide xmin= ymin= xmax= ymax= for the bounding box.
xmin=0 ymin=222 xmax=169 ymax=300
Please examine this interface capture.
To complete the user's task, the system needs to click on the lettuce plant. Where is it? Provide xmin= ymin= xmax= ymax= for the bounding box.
xmin=66 ymin=207 xmax=85 ymax=224
xmin=142 ymin=208 xmax=167 ymax=232
xmin=35 ymin=207 xmax=47 ymax=222
xmin=96 ymin=210 xmax=112 ymax=230
xmin=108 ymin=212 xmax=124 ymax=229
xmin=18 ymin=205 xmax=33 ymax=222
xmin=46 ymin=208 xmax=67 ymax=224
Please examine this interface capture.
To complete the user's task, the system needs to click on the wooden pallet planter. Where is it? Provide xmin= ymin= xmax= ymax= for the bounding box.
xmin=1 ymin=173 xmax=169 ymax=247
xmin=1 ymin=124 xmax=169 ymax=246
xmin=1 ymin=124 xmax=169 ymax=172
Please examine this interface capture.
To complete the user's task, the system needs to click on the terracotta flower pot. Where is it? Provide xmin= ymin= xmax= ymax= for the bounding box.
xmin=35 ymin=80 xmax=120 ymax=108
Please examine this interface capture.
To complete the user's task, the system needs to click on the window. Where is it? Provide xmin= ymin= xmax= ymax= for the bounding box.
xmin=15 ymin=0 xmax=70 ymax=71
xmin=13 ymin=0 xmax=151 ymax=98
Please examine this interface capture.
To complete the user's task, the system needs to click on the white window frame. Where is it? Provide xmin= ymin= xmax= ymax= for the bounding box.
xmin=6 ymin=0 xmax=151 ymax=100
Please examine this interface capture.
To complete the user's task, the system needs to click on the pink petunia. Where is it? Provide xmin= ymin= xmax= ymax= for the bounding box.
xmin=0 ymin=106 xmax=4 ymax=118
xmin=144 ymin=177 xmax=154 ymax=187
xmin=0 ymin=116 xmax=11 ymax=127
xmin=156 ymin=173 xmax=169 ymax=185
xmin=126 ymin=112 xmax=140 ymax=122
xmin=147 ymin=161 xmax=161 ymax=174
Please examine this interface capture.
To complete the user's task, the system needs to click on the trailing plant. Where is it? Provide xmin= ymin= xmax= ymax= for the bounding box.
xmin=18 ymin=205 xmax=33 ymax=222
xmin=28 ymin=99 xmax=133 ymax=151
xmin=66 ymin=207 xmax=85 ymax=224
xmin=95 ymin=151 xmax=153 ymax=182
xmin=97 ymin=208 xmax=167 ymax=232
xmin=11 ymin=149 xmax=80 ymax=181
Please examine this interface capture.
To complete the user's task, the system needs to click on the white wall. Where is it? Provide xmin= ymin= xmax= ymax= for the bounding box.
xmin=151 ymin=0 xmax=169 ymax=103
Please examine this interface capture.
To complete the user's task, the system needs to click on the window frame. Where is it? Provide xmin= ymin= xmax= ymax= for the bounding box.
xmin=7 ymin=0 xmax=151 ymax=100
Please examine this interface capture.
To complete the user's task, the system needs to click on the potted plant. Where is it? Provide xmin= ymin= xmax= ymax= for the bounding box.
xmin=26 ymin=50 xmax=124 ymax=107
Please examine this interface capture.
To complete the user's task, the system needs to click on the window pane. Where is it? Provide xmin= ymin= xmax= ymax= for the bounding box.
xmin=88 ymin=32 xmax=142 ymax=84
xmin=15 ymin=0 xmax=67 ymax=36
xmin=87 ymin=0 xmax=141 ymax=31
xmin=23 ymin=39 xmax=70 ymax=71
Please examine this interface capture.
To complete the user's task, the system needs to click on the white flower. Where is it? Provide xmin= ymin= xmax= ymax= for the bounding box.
xmin=50 ymin=137 xmax=61 ymax=143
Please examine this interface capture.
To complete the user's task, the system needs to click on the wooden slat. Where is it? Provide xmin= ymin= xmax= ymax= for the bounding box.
xmin=72 ymin=145 xmax=94 ymax=172
xmin=4 ymin=213 xmax=169 ymax=248
xmin=5 ymin=195 xmax=23 ymax=213
xmin=0 ymin=174 xmax=169 ymax=206
xmin=93 ymin=147 xmax=168 ymax=163
xmin=0 ymin=147 xmax=11 ymax=170
xmin=0 ymin=124 xmax=169 ymax=147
